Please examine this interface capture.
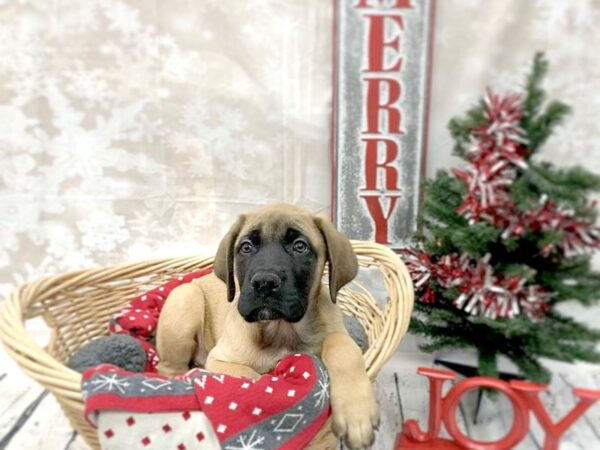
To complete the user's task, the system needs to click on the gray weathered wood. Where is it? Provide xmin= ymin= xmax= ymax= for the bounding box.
xmin=0 ymin=365 xmax=46 ymax=441
xmin=6 ymin=394 xmax=88 ymax=450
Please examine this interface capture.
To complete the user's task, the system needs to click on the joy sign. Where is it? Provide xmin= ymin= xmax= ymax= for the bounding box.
xmin=395 ymin=367 xmax=600 ymax=450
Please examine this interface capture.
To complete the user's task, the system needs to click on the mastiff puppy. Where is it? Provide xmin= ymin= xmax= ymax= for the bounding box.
xmin=156 ymin=203 xmax=378 ymax=449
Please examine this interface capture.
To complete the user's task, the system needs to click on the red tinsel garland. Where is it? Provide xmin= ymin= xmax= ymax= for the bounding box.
xmin=401 ymin=248 xmax=550 ymax=320
xmin=522 ymin=196 xmax=600 ymax=256
xmin=454 ymin=90 xmax=600 ymax=256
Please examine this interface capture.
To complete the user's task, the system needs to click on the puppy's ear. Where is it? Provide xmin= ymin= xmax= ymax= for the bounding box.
xmin=314 ymin=216 xmax=358 ymax=303
xmin=214 ymin=215 xmax=246 ymax=302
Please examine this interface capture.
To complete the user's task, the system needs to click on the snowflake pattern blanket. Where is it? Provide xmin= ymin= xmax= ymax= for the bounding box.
xmin=83 ymin=353 xmax=331 ymax=450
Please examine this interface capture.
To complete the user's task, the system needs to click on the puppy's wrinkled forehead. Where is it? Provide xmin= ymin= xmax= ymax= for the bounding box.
xmin=237 ymin=206 xmax=323 ymax=251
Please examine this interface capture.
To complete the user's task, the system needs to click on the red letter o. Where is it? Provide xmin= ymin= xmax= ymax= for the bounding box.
xmin=442 ymin=377 xmax=529 ymax=450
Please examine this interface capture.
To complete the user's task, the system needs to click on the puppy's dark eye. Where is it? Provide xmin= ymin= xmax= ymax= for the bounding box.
xmin=292 ymin=239 xmax=308 ymax=254
xmin=239 ymin=241 xmax=254 ymax=254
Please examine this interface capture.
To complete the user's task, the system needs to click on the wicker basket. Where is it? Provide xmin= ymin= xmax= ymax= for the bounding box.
xmin=0 ymin=241 xmax=414 ymax=449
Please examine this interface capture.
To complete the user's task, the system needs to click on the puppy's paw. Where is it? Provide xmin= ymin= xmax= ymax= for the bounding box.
xmin=157 ymin=362 xmax=189 ymax=378
xmin=331 ymin=381 xmax=379 ymax=450
xmin=206 ymin=358 xmax=261 ymax=381
xmin=225 ymin=364 xmax=261 ymax=381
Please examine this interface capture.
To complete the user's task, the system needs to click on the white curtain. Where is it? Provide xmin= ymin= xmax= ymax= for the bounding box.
xmin=1 ymin=0 xmax=599 ymax=333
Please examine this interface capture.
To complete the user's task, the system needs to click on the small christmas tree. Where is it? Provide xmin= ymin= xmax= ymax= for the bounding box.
xmin=404 ymin=53 xmax=600 ymax=383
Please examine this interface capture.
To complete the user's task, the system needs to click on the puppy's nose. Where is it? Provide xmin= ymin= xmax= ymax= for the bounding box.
xmin=251 ymin=272 xmax=281 ymax=295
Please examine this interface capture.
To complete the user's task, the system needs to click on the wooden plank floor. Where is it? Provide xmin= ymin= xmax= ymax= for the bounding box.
xmin=1 ymin=336 xmax=599 ymax=450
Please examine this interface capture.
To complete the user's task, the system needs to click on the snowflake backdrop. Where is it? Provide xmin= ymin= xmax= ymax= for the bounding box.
xmin=1 ymin=0 xmax=599 ymax=334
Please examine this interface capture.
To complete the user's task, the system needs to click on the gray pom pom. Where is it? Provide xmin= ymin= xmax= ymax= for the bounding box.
xmin=69 ymin=334 xmax=147 ymax=373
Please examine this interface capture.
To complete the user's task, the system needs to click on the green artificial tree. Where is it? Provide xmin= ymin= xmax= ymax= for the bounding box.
xmin=404 ymin=53 xmax=600 ymax=383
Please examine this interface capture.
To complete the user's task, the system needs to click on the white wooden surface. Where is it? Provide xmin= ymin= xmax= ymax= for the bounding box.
xmin=1 ymin=335 xmax=599 ymax=450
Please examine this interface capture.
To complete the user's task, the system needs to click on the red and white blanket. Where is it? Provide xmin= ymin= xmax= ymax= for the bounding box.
xmin=83 ymin=354 xmax=331 ymax=449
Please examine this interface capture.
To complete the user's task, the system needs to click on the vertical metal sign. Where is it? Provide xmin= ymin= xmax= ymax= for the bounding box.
xmin=332 ymin=0 xmax=435 ymax=248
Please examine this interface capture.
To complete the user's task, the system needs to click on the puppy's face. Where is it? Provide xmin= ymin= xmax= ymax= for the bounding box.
xmin=234 ymin=225 xmax=318 ymax=323
xmin=214 ymin=203 xmax=359 ymax=324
